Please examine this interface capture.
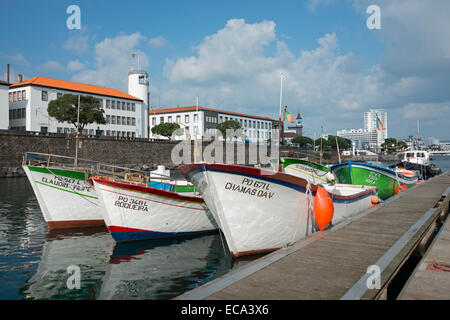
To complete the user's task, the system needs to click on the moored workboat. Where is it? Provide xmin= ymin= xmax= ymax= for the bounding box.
xmin=275 ymin=157 xmax=334 ymax=184
xmin=92 ymin=177 xmax=218 ymax=243
xmin=23 ymin=153 xmax=104 ymax=229
xmin=179 ymin=163 xmax=376 ymax=257
xmin=330 ymin=161 xmax=418 ymax=200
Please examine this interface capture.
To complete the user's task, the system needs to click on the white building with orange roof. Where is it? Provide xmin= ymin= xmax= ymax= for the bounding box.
xmin=8 ymin=72 xmax=149 ymax=138
xmin=149 ymin=106 xmax=276 ymax=143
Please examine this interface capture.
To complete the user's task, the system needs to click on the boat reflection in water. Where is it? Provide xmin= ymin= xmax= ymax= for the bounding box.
xmin=23 ymin=228 xmax=233 ymax=300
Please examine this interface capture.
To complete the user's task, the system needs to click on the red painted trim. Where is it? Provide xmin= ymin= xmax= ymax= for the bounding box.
xmin=99 ymin=187 xmax=206 ymax=211
xmin=108 ymin=225 xmax=153 ymax=233
xmin=46 ymin=219 xmax=105 ymax=230
xmin=93 ymin=177 xmax=205 ymax=203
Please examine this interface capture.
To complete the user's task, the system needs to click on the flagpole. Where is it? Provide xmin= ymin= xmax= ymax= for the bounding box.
xmin=277 ymin=73 xmax=284 ymax=172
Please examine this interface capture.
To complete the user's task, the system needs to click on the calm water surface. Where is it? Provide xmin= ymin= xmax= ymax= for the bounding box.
xmin=0 ymin=177 xmax=234 ymax=299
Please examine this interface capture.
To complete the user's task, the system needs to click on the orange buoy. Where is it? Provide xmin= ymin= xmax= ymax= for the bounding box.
xmin=371 ymin=195 xmax=380 ymax=206
xmin=313 ymin=186 xmax=334 ymax=231
xmin=400 ymin=183 xmax=407 ymax=191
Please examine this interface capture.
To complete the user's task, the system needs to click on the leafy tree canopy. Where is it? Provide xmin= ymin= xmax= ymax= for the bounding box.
xmin=47 ymin=94 xmax=105 ymax=132
xmin=151 ymin=122 xmax=181 ymax=140
xmin=216 ymin=120 xmax=242 ymax=140
xmin=291 ymin=135 xmax=313 ymax=147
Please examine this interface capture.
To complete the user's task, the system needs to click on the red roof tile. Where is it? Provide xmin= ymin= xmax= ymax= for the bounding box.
xmin=10 ymin=76 xmax=141 ymax=101
xmin=149 ymin=106 xmax=274 ymax=121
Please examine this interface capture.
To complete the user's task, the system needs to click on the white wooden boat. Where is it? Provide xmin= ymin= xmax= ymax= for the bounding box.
xmin=92 ymin=177 xmax=218 ymax=242
xmin=179 ymin=163 xmax=377 ymax=257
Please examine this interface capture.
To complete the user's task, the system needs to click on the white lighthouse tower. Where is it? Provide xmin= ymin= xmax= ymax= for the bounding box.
xmin=128 ymin=53 xmax=149 ymax=139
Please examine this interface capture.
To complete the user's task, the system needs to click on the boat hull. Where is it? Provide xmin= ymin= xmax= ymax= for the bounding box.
xmin=330 ymin=162 xmax=417 ymax=200
xmin=92 ymin=178 xmax=218 ymax=243
xmin=180 ymin=164 xmax=376 ymax=257
xmin=23 ymin=165 xmax=105 ymax=229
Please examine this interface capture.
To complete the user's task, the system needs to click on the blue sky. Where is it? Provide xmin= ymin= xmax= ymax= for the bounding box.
xmin=1 ymin=0 xmax=449 ymax=140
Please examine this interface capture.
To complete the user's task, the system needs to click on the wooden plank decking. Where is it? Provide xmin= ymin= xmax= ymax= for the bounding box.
xmin=176 ymin=172 xmax=450 ymax=300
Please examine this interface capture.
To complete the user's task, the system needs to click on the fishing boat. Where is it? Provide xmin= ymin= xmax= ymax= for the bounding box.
xmin=272 ymin=157 xmax=335 ymax=184
xmin=23 ymin=152 xmax=105 ymax=229
xmin=92 ymin=175 xmax=218 ymax=243
xmin=179 ymin=163 xmax=377 ymax=257
xmin=330 ymin=161 xmax=418 ymax=200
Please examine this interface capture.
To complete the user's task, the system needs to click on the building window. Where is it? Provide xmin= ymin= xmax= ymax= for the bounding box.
xmin=106 ymin=100 xmax=110 ymax=109
xmin=219 ymin=116 xmax=223 ymax=123
xmin=106 ymin=115 xmax=110 ymax=124
xmin=160 ymin=116 xmax=164 ymax=124
xmin=111 ymin=115 xmax=116 ymax=124
xmin=57 ymin=127 xmax=62 ymax=133
xmin=9 ymin=92 xmax=12 ymax=102
xmin=64 ymin=128 xmax=69 ymax=134
xmin=132 ymin=103 xmax=136 ymax=112
xmin=152 ymin=117 xmax=156 ymax=126
xmin=118 ymin=116 xmax=123 ymax=125
xmin=185 ymin=115 xmax=190 ymax=123
xmin=194 ymin=114 xmax=198 ymax=122
xmin=176 ymin=115 xmax=181 ymax=123
xmin=22 ymin=90 xmax=26 ymax=100
xmin=41 ymin=91 xmax=48 ymax=101
xmin=127 ymin=102 xmax=131 ymax=111
xmin=57 ymin=92 xmax=62 ymax=99
xmin=127 ymin=117 xmax=131 ymax=126
xmin=13 ymin=91 xmax=17 ymax=102
xmin=111 ymin=101 xmax=116 ymax=109
xmin=132 ymin=117 xmax=136 ymax=126
xmin=168 ymin=116 xmax=172 ymax=123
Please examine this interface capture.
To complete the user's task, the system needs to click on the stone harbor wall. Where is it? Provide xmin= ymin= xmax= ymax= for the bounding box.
xmin=1 ymin=130 xmax=299 ymax=178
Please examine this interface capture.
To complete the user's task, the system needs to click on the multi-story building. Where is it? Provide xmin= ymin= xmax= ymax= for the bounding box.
xmin=337 ymin=128 xmax=378 ymax=149
xmin=149 ymin=106 xmax=276 ymax=143
xmin=364 ymin=109 xmax=388 ymax=140
xmin=0 ymin=80 xmax=9 ymax=130
xmin=8 ymin=73 xmax=149 ymax=138
xmin=337 ymin=109 xmax=387 ymax=150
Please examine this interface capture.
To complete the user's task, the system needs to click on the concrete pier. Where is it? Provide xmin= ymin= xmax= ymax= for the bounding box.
xmin=176 ymin=172 xmax=450 ymax=300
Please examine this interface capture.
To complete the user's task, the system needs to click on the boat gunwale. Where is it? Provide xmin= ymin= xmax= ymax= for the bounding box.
xmin=179 ymin=163 xmax=376 ymax=201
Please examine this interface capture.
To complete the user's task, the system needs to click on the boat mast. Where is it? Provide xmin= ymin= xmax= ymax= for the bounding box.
xmin=75 ymin=95 xmax=80 ymax=168
xmin=277 ymin=73 xmax=284 ymax=172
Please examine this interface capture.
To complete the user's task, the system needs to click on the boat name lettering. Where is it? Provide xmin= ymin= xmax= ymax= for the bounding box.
xmin=241 ymin=178 xmax=270 ymax=190
xmin=41 ymin=175 xmax=92 ymax=192
xmin=365 ymin=172 xmax=380 ymax=185
xmin=293 ymin=164 xmax=315 ymax=173
xmin=224 ymin=180 xmax=275 ymax=199
xmin=114 ymin=195 xmax=149 ymax=212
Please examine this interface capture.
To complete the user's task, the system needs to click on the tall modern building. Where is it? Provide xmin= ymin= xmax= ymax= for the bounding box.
xmin=8 ymin=75 xmax=148 ymax=138
xmin=364 ymin=109 xmax=387 ymax=140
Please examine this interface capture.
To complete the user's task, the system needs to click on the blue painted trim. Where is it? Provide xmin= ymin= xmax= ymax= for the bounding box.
xmin=111 ymin=229 xmax=216 ymax=243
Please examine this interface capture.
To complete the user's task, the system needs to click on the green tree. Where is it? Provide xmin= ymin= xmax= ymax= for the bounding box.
xmin=327 ymin=135 xmax=352 ymax=150
xmin=291 ymin=136 xmax=313 ymax=147
xmin=216 ymin=120 xmax=242 ymax=140
xmin=48 ymin=94 xmax=105 ymax=133
xmin=151 ymin=122 xmax=181 ymax=140
xmin=381 ymin=137 xmax=398 ymax=153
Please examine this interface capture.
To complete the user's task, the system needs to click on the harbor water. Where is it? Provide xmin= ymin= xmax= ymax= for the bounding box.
xmin=0 ymin=157 xmax=448 ymax=300
xmin=0 ymin=177 xmax=234 ymax=299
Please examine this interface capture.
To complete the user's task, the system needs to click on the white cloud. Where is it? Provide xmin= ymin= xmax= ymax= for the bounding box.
xmin=9 ymin=53 xmax=30 ymax=67
xmin=67 ymin=60 xmax=85 ymax=71
xmin=71 ymin=32 xmax=148 ymax=90
xmin=64 ymin=34 xmax=89 ymax=54
xmin=148 ymin=36 xmax=167 ymax=48
xmin=41 ymin=60 xmax=65 ymax=71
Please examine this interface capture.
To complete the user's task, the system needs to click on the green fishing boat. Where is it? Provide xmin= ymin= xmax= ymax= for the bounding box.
xmin=330 ymin=161 xmax=418 ymax=200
